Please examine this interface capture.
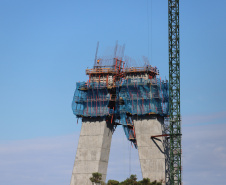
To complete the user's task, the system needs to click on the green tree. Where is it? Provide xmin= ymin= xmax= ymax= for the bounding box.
xmin=107 ymin=179 xmax=119 ymax=185
xmin=150 ymin=180 xmax=162 ymax=185
xmin=101 ymin=181 xmax=106 ymax=185
xmin=90 ymin=172 xmax=162 ymax=185
xmin=129 ymin=175 xmax=137 ymax=182
xmin=119 ymin=174 xmax=138 ymax=185
xmin=138 ymin=178 xmax=151 ymax=185
xmin=90 ymin=172 xmax=102 ymax=185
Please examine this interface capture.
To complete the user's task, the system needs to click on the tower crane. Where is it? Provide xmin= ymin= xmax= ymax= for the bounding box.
xmin=168 ymin=0 xmax=181 ymax=184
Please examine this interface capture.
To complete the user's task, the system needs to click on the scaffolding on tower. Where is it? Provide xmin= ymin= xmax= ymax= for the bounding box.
xmin=72 ymin=44 xmax=169 ymax=148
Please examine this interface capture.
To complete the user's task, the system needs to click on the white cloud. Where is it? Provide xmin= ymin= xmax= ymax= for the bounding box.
xmin=0 ymin=134 xmax=79 ymax=185
xmin=1 ymin=116 xmax=226 ymax=185
xmin=182 ymin=123 xmax=226 ymax=185
xmin=0 ymin=127 xmax=141 ymax=185
xmin=182 ymin=111 xmax=226 ymax=125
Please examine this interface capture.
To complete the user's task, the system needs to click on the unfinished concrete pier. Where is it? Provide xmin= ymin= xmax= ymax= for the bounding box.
xmin=70 ymin=118 xmax=113 ymax=185
xmin=134 ymin=116 xmax=165 ymax=183
xmin=71 ymin=44 xmax=169 ymax=184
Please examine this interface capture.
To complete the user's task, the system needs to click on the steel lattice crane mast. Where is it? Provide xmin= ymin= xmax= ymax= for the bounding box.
xmin=168 ymin=0 xmax=181 ymax=184
xmin=149 ymin=1 xmax=181 ymax=184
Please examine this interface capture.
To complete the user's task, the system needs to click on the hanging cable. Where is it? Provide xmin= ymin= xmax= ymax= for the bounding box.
xmin=147 ymin=0 xmax=150 ymax=61
xmin=123 ymin=126 xmax=126 ymax=177
xmin=150 ymin=0 xmax=152 ymax=62
xmin=129 ymin=142 xmax=131 ymax=176
xmin=147 ymin=0 xmax=153 ymax=63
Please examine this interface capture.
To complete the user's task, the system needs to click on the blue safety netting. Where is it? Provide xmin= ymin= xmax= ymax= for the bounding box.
xmin=119 ymin=77 xmax=169 ymax=116
xmin=72 ymin=77 xmax=169 ymax=148
xmin=118 ymin=77 xmax=169 ymax=147
xmin=72 ymin=82 xmax=110 ymax=117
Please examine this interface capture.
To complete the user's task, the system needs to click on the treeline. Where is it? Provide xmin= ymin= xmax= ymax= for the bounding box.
xmin=90 ymin=172 xmax=162 ymax=185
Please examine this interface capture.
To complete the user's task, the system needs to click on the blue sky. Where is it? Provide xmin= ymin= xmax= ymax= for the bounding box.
xmin=0 ymin=0 xmax=226 ymax=185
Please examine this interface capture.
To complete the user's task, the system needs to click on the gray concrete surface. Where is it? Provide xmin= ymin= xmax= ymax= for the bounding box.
xmin=134 ymin=116 xmax=165 ymax=184
xmin=70 ymin=118 xmax=114 ymax=185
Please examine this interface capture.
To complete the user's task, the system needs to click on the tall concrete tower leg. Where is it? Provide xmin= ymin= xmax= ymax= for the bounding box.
xmin=134 ymin=116 xmax=165 ymax=184
xmin=70 ymin=118 xmax=114 ymax=185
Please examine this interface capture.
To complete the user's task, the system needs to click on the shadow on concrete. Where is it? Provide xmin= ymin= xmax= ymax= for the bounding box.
xmin=151 ymin=137 xmax=165 ymax=154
